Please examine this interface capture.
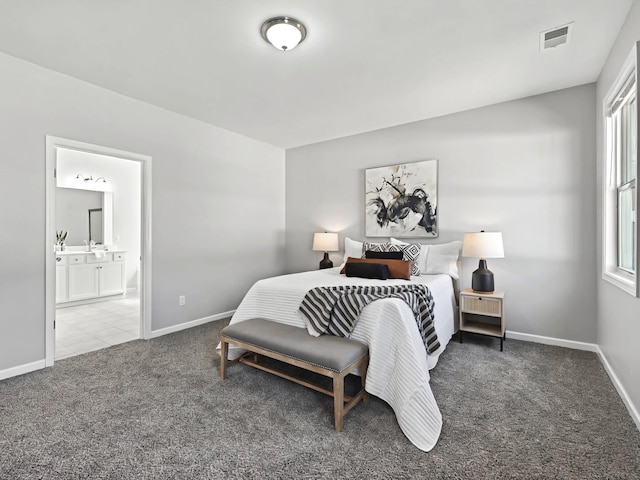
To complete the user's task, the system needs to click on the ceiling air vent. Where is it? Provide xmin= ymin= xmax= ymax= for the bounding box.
xmin=539 ymin=22 xmax=574 ymax=51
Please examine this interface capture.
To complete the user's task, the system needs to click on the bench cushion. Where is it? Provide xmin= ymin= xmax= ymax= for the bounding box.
xmin=221 ymin=318 xmax=368 ymax=373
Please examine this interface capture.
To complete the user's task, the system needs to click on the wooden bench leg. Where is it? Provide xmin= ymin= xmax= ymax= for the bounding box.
xmin=220 ymin=338 xmax=228 ymax=379
xmin=334 ymin=374 xmax=344 ymax=432
xmin=361 ymin=361 xmax=369 ymax=405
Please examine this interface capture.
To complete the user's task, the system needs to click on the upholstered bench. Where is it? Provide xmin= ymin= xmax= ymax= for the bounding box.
xmin=220 ymin=318 xmax=369 ymax=431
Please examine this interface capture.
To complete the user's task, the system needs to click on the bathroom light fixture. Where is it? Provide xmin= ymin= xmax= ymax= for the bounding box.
xmin=76 ymin=174 xmax=107 ymax=183
xmin=261 ymin=16 xmax=306 ymax=51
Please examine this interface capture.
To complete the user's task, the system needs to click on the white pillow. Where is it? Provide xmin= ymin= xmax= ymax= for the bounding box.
xmin=425 ymin=241 xmax=462 ymax=279
xmin=391 ymin=238 xmax=461 ymax=279
xmin=390 ymin=238 xmax=429 ymax=274
xmin=342 ymin=237 xmax=364 ymax=265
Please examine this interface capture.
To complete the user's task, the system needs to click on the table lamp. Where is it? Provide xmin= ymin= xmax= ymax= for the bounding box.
xmin=312 ymin=232 xmax=339 ymax=269
xmin=462 ymin=231 xmax=504 ymax=293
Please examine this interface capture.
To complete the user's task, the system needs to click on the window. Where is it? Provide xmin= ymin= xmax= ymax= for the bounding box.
xmin=604 ymin=49 xmax=638 ymax=296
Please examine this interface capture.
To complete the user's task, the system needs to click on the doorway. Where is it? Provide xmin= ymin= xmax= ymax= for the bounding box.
xmin=45 ymin=136 xmax=152 ymax=366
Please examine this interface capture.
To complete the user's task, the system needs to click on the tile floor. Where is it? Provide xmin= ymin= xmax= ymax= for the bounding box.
xmin=55 ymin=293 xmax=140 ymax=360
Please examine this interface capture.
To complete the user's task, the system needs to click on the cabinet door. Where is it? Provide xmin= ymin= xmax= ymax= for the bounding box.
xmin=99 ymin=261 xmax=125 ymax=297
xmin=68 ymin=264 xmax=100 ymax=301
xmin=56 ymin=265 xmax=68 ymax=303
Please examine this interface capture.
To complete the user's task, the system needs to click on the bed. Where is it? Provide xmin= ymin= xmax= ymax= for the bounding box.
xmin=217 ymin=263 xmax=458 ymax=452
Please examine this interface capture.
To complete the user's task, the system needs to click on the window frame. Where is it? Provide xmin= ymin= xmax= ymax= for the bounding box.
xmin=603 ymin=46 xmax=639 ymax=296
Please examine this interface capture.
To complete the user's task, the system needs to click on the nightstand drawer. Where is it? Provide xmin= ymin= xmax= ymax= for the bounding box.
xmin=461 ymin=295 xmax=502 ymax=316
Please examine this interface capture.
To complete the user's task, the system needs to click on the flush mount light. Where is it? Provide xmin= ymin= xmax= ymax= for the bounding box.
xmin=261 ymin=16 xmax=306 ymax=51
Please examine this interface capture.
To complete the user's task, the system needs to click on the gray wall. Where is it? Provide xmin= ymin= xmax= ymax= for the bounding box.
xmin=596 ymin=1 xmax=640 ymax=421
xmin=0 ymin=52 xmax=285 ymax=372
xmin=286 ymin=84 xmax=597 ymax=343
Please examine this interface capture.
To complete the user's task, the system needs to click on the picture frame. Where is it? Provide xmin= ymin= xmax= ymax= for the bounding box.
xmin=365 ymin=159 xmax=438 ymax=238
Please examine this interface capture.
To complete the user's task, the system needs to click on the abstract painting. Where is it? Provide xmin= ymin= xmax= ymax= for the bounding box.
xmin=365 ymin=159 xmax=438 ymax=237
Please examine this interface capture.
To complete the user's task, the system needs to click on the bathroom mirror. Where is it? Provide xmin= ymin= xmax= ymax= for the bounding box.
xmin=56 ymin=187 xmax=113 ymax=246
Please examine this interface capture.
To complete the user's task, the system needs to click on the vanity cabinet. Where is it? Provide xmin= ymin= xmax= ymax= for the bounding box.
xmin=67 ymin=262 xmax=100 ymax=301
xmin=99 ymin=259 xmax=127 ymax=297
xmin=56 ymin=251 xmax=126 ymax=304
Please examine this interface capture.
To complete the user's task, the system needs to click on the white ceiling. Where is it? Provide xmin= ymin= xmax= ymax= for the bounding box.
xmin=0 ymin=1 xmax=633 ymax=148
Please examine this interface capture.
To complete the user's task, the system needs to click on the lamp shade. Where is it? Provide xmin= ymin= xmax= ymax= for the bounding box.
xmin=312 ymin=232 xmax=339 ymax=252
xmin=462 ymin=232 xmax=504 ymax=258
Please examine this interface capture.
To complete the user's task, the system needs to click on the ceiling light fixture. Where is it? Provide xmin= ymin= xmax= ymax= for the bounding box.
xmin=261 ymin=16 xmax=306 ymax=51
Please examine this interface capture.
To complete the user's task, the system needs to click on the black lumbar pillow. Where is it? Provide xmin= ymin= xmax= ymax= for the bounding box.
xmin=344 ymin=262 xmax=391 ymax=280
xmin=365 ymin=250 xmax=404 ymax=260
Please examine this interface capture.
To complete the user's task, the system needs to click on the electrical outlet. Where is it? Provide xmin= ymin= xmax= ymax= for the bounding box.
xmin=178 ymin=295 xmax=186 ymax=306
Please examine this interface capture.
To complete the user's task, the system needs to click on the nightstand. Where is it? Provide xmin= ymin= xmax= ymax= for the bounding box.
xmin=459 ymin=289 xmax=506 ymax=351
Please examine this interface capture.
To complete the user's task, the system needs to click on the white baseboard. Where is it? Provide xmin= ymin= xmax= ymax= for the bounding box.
xmin=506 ymin=330 xmax=598 ymax=352
xmin=596 ymin=347 xmax=640 ymax=431
xmin=0 ymin=359 xmax=46 ymax=381
xmin=149 ymin=310 xmax=235 ymax=339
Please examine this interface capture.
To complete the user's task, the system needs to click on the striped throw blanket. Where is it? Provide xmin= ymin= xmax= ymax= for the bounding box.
xmin=299 ymin=285 xmax=440 ymax=354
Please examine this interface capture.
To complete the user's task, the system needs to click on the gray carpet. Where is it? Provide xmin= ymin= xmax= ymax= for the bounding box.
xmin=1 ymin=320 xmax=639 ymax=479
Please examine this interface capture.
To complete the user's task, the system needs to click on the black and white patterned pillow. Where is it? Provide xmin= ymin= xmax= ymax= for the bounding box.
xmin=360 ymin=242 xmax=385 ymax=257
xmin=389 ymin=243 xmax=422 ymax=276
xmin=363 ymin=242 xmax=422 ymax=276
xmin=361 ymin=242 xmax=386 ymax=258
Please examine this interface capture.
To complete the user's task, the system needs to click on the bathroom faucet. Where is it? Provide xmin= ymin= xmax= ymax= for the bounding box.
xmin=90 ymin=240 xmax=96 ymax=250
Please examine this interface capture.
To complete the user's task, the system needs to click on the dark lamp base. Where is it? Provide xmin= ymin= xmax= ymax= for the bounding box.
xmin=471 ymin=259 xmax=495 ymax=293
xmin=319 ymin=252 xmax=333 ymax=270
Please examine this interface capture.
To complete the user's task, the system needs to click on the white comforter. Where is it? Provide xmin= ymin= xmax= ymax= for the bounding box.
xmin=218 ymin=267 xmax=457 ymax=452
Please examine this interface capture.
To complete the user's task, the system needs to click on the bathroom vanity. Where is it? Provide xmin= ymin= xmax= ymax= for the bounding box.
xmin=56 ymin=250 xmax=126 ymax=304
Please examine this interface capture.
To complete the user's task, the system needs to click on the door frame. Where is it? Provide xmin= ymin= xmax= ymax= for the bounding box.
xmin=45 ymin=136 xmax=153 ymax=366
